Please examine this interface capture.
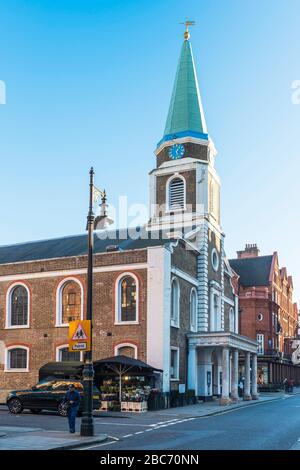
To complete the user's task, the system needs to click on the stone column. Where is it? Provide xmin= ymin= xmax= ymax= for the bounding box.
xmin=244 ymin=351 xmax=252 ymax=400
xmin=220 ymin=348 xmax=231 ymax=405
xmin=251 ymin=354 xmax=258 ymax=400
xmin=231 ymin=349 xmax=239 ymax=402
xmin=188 ymin=344 xmax=197 ymax=394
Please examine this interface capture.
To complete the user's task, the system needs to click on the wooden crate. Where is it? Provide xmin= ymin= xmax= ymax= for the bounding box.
xmin=100 ymin=400 xmax=116 ymax=411
xmin=126 ymin=401 xmax=148 ymax=412
xmin=100 ymin=400 xmax=109 ymax=411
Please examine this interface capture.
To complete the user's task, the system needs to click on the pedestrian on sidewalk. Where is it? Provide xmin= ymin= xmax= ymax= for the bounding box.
xmin=288 ymin=378 xmax=294 ymax=393
xmin=63 ymin=384 xmax=81 ymax=433
xmin=238 ymin=375 xmax=244 ymax=398
xmin=283 ymin=377 xmax=288 ymax=393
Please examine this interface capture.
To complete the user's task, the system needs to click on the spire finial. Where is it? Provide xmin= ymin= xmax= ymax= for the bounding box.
xmin=181 ymin=19 xmax=195 ymax=40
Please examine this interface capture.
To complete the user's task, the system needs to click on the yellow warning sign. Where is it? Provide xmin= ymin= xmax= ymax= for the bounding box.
xmin=69 ymin=320 xmax=91 ymax=352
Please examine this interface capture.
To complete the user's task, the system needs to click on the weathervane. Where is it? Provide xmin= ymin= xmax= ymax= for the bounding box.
xmin=180 ymin=19 xmax=195 ymax=40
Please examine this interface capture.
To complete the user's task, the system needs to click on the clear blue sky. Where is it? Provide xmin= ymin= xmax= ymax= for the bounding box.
xmin=0 ymin=1 xmax=300 ymax=300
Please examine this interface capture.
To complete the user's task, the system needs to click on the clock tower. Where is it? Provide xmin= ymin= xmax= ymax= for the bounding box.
xmin=148 ymin=27 xmax=225 ymax=334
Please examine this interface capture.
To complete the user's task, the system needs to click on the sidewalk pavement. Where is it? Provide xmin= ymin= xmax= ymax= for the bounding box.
xmin=0 ymin=427 xmax=107 ymax=450
xmin=95 ymin=387 xmax=300 ymax=420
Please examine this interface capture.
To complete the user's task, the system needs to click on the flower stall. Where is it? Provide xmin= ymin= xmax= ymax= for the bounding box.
xmin=93 ymin=355 xmax=162 ymax=412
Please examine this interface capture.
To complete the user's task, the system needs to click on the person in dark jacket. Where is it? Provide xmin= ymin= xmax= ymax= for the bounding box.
xmin=64 ymin=384 xmax=81 ymax=433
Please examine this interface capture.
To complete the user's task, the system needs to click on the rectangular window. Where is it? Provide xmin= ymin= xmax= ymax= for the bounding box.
xmin=257 ymin=334 xmax=264 ymax=355
xmin=170 ymin=348 xmax=179 ymax=380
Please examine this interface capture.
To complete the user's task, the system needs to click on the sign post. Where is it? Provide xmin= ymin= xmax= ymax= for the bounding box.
xmin=80 ymin=167 xmax=95 ymax=437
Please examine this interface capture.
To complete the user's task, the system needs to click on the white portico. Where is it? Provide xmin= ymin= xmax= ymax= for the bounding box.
xmin=187 ymin=332 xmax=258 ymax=404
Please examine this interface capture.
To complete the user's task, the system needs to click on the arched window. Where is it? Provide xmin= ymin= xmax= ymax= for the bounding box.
xmin=7 ymin=284 xmax=29 ymax=328
xmin=229 ymin=307 xmax=235 ymax=332
xmin=115 ymin=343 xmax=137 ymax=359
xmin=190 ymin=288 xmax=197 ymax=332
xmin=167 ymin=176 xmax=185 ymax=211
xmin=56 ymin=345 xmax=81 ymax=362
xmin=56 ymin=279 xmax=83 ymax=326
xmin=116 ymin=274 xmax=138 ymax=323
xmin=171 ymin=278 xmax=180 ymax=327
xmin=5 ymin=347 xmax=28 ymax=371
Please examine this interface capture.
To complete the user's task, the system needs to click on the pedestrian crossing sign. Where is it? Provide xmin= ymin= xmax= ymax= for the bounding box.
xmin=69 ymin=320 xmax=91 ymax=352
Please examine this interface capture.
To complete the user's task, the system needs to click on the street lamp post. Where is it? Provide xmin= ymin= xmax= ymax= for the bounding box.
xmin=80 ymin=167 xmax=95 ymax=437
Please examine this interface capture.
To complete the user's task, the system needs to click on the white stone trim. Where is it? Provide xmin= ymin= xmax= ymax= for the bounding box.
xmin=5 ymin=282 xmax=30 ymax=329
xmin=114 ymin=272 xmax=139 ymax=325
xmin=166 ymin=173 xmax=187 ymax=213
xmin=188 ymin=332 xmax=258 ymax=353
xmin=55 ymin=277 xmax=84 ymax=327
xmin=210 ymin=285 xmax=222 ymax=332
xmin=170 ymin=346 xmax=180 ymax=381
xmin=211 ymin=248 xmax=219 ymax=272
xmin=171 ymin=267 xmax=198 ymax=287
xmin=147 ymin=246 xmax=172 ymax=393
xmin=220 ymin=236 xmax=225 ymax=330
xmin=223 ymin=296 xmax=235 ymax=307
xmin=197 ymin=222 xmax=209 ymax=332
xmin=190 ymin=288 xmax=198 ymax=332
xmin=152 ymin=159 xmax=199 ymax=175
xmin=155 ymin=136 xmax=209 ymax=156
xmin=4 ymin=345 xmax=29 ymax=372
xmin=56 ymin=344 xmax=83 ymax=361
xmin=0 ymin=263 xmax=148 ymax=283
xmin=171 ymin=277 xmax=180 ymax=328
xmin=114 ymin=343 xmax=138 ymax=359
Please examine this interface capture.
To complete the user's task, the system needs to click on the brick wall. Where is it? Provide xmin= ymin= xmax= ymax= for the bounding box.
xmin=0 ymin=249 xmax=148 ymax=393
xmin=156 ymin=142 xmax=209 ymax=168
xmin=156 ymin=170 xmax=196 ymax=216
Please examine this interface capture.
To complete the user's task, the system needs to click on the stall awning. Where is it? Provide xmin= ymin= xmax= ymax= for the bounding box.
xmin=39 ymin=357 xmax=162 ymax=382
xmin=94 ymin=356 xmax=163 ymax=375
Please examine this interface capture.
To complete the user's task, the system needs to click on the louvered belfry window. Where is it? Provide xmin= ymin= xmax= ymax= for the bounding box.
xmin=168 ymin=177 xmax=185 ymax=210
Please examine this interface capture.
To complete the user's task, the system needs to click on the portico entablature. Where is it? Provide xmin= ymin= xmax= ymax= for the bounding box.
xmin=188 ymin=331 xmax=258 ymax=354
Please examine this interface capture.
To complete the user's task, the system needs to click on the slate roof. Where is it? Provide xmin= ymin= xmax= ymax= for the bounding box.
xmin=0 ymin=228 xmax=175 ymax=265
xmin=229 ymin=255 xmax=274 ymax=287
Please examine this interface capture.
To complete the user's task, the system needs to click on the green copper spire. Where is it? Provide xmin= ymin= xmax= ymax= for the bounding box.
xmin=159 ymin=35 xmax=208 ymax=147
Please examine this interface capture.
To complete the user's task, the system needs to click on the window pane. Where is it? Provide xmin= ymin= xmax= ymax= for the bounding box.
xmin=11 ymin=286 xmax=28 ymax=326
xmin=190 ymin=290 xmax=197 ymax=330
xmin=257 ymin=334 xmax=264 ymax=354
xmin=9 ymin=348 xmax=27 ymax=369
xmin=61 ymin=281 xmax=81 ymax=324
xmin=120 ymin=276 xmax=137 ymax=322
xmin=59 ymin=347 xmax=81 ymax=362
xmin=171 ymin=280 xmax=179 ymax=325
xmin=170 ymin=349 xmax=178 ymax=379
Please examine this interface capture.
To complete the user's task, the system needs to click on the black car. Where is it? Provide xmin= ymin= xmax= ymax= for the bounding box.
xmin=6 ymin=379 xmax=100 ymax=416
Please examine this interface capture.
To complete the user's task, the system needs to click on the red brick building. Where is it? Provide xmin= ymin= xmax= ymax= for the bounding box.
xmin=230 ymin=244 xmax=300 ymax=387
xmin=0 ymin=232 xmax=201 ymax=401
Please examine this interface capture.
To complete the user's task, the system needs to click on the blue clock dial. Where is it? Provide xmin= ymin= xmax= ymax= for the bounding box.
xmin=168 ymin=144 xmax=185 ymax=160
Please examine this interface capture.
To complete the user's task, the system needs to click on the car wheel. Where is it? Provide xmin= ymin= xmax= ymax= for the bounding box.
xmin=8 ymin=398 xmax=23 ymax=414
xmin=58 ymin=402 xmax=68 ymax=417
xmin=29 ymin=409 xmax=42 ymax=414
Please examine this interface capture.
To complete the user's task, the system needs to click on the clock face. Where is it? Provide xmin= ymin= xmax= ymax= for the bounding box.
xmin=168 ymin=144 xmax=185 ymax=160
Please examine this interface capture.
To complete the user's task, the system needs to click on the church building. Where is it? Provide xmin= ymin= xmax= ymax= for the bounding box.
xmin=0 ymin=27 xmax=258 ymax=405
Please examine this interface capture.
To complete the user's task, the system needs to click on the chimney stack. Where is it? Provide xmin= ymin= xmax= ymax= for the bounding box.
xmin=237 ymin=243 xmax=260 ymax=259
